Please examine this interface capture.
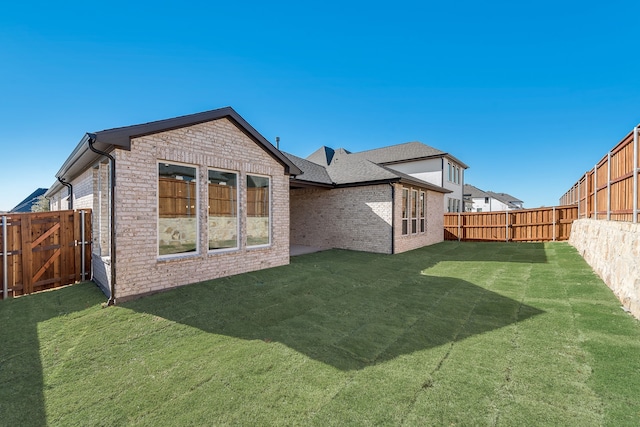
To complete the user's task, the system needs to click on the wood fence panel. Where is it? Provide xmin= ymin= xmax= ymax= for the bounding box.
xmin=561 ymin=127 xmax=638 ymax=222
xmin=445 ymin=206 xmax=578 ymax=242
xmin=1 ymin=210 xmax=91 ymax=300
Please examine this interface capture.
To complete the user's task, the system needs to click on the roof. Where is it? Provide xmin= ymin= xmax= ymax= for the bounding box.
xmin=46 ymin=107 xmax=301 ymax=197
xmin=10 ymin=188 xmax=47 ymax=212
xmin=463 ymin=184 xmax=490 ymax=198
xmin=354 ymin=141 xmax=469 ymax=169
xmin=487 ymin=191 xmax=523 ymax=208
xmin=287 ymin=147 xmax=451 ymax=193
xmin=283 ymin=152 xmax=333 ymax=186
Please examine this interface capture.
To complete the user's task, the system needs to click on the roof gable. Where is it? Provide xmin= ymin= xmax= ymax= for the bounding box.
xmin=47 ymin=107 xmax=301 ymax=197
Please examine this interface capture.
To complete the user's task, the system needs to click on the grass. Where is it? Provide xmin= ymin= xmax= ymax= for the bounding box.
xmin=1 ymin=241 xmax=639 ymax=426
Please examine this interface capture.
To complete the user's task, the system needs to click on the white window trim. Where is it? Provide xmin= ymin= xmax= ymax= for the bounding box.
xmin=246 ymin=173 xmax=272 ymax=249
xmin=207 ymin=167 xmax=240 ymax=254
xmin=157 ymin=160 xmax=200 ymax=260
xmin=401 ymin=187 xmax=409 ymax=236
xmin=419 ymin=191 xmax=426 ymax=233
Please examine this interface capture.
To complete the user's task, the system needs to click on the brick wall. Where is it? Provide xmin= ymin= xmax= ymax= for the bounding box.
xmin=112 ymin=118 xmax=290 ymax=300
xmin=393 ymin=183 xmax=445 ymax=253
xmin=290 ymin=183 xmax=445 ymax=255
xmin=290 ymin=185 xmax=394 ymax=254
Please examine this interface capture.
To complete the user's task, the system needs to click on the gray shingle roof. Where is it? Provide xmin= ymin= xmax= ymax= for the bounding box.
xmin=283 ymin=152 xmax=333 ymax=185
xmin=291 ymin=146 xmax=450 ymax=193
xmin=464 ymin=184 xmax=490 ymax=198
xmin=487 ymin=192 xmax=523 ymax=208
xmin=354 ymin=141 xmax=445 ymax=164
xmin=11 ymin=188 xmax=47 ymax=212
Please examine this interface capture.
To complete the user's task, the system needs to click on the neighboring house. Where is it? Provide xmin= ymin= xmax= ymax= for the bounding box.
xmin=464 ymin=184 xmax=524 ymax=212
xmin=350 ymin=142 xmax=468 ymax=213
xmin=285 ymin=145 xmax=452 ymax=254
xmin=46 ymin=107 xmax=301 ymax=303
xmin=10 ymin=188 xmax=47 ymax=212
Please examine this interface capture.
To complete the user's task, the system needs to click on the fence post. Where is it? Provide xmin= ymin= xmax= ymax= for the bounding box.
xmin=633 ymin=125 xmax=638 ymax=223
xmin=577 ymin=178 xmax=581 ymax=218
xmin=607 ymin=151 xmax=611 ymax=221
xmin=457 ymin=212 xmax=461 ymax=242
xmin=2 ymin=215 xmax=7 ymax=300
xmin=505 ymin=212 xmax=509 ymax=242
xmin=552 ymin=206 xmax=556 ymax=242
xmin=81 ymin=210 xmax=86 ymax=281
xmin=593 ymin=165 xmax=597 ymax=219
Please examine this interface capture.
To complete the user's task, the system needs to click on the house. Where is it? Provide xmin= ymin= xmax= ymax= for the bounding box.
xmin=464 ymin=184 xmax=524 ymax=212
xmin=45 ymin=107 xmax=454 ymax=302
xmin=351 ymin=142 xmax=468 ymax=213
xmin=45 ymin=107 xmax=301 ymax=303
xmin=285 ymin=145 xmax=452 ymax=254
xmin=10 ymin=188 xmax=47 ymax=212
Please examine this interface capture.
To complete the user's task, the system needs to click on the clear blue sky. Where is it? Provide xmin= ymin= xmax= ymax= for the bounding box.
xmin=2 ymin=0 xmax=639 ymax=211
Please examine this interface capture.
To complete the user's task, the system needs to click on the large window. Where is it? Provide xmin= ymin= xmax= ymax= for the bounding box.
xmin=411 ymin=189 xmax=418 ymax=234
xmin=401 ymin=188 xmax=409 ymax=235
xmin=208 ymin=169 xmax=238 ymax=251
xmin=158 ymin=162 xmax=198 ymax=256
xmin=247 ymin=175 xmax=270 ymax=247
xmin=419 ymin=191 xmax=426 ymax=232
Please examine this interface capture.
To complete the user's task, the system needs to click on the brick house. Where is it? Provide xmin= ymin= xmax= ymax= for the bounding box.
xmin=46 ymin=107 xmax=453 ymax=301
xmin=45 ymin=107 xmax=301 ymax=303
xmin=285 ymin=146 xmax=451 ymax=254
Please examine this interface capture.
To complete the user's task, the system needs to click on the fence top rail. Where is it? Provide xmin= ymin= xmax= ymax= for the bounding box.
xmin=1 ymin=209 xmax=91 ymax=220
xmin=444 ymin=205 xmax=577 ymax=217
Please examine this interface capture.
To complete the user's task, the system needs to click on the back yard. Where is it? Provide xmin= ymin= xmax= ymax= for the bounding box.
xmin=1 ymin=242 xmax=639 ymax=426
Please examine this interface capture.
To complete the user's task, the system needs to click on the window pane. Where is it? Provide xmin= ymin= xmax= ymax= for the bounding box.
xmin=402 ymin=189 xmax=409 ymax=219
xmin=411 ymin=190 xmax=418 ymax=234
xmin=247 ymin=175 xmax=270 ymax=246
xmin=209 ymin=170 xmax=238 ymax=250
xmin=158 ymin=163 xmax=198 ymax=256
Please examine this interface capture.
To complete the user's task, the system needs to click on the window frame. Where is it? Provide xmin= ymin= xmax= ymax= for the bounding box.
xmin=419 ymin=191 xmax=426 ymax=233
xmin=157 ymin=161 xmax=199 ymax=259
xmin=207 ymin=168 xmax=240 ymax=253
xmin=411 ymin=189 xmax=418 ymax=234
xmin=401 ymin=188 xmax=409 ymax=235
xmin=246 ymin=173 xmax=272 ymax=248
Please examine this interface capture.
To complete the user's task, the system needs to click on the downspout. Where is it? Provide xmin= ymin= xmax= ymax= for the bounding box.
xmin=87 ymin=133 xmax=117 ymax=306
xmin=389 ymin=182 xmax=395 ymax=254
xmin=57 ymin=177 xmax=73 ymax=210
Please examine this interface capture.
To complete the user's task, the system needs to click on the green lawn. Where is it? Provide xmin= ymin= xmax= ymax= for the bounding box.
xmin=1 ymin=242 xmax=639 ymax=426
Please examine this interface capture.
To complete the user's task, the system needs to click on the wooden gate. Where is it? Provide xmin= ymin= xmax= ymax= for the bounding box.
xmin=1 ymin=210 xmax=91 ymax=299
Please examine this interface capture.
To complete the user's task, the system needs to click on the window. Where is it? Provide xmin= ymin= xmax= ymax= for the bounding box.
xmin=447 ymin=162 xmax=452 ymax=182
xmin=419 ymin=191 xmax=426 ymax=232
xmin=208 ymin=169 xmax=238 ymax=251
xmin=158 ymin=162 xmax=198 ymax=256
xmin=247 ymin=175 xmax=270 ymax=247
xmin=484 ymin=197 xmax=489 ymax=204
xmin=411 ymin=189 xmax=418 ymax=234
xmin=401 ymin=188 xmax=409 ymax=235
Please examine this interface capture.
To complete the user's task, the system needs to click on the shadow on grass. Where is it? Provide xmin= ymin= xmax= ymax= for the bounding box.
xmin=0 ymin=283 xmax=105 ymax=426
xmin=127 ymin=243 xmax=545 ymax=371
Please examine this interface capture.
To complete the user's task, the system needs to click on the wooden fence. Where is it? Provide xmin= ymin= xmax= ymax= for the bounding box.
xmin=560 ymin=126 xmax=639 ymax=222
xmin=444 ymin=206 xmax=578 ymax=242
xmin=1 ymin=210 xmax=91 ymax=300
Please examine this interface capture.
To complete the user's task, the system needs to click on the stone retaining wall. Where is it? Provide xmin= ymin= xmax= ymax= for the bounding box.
xmin=569 ymin=219 xmax=640 ymax=319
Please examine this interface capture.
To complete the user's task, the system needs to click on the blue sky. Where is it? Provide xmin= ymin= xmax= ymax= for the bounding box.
xmin=2 ymin=0 xmax=639 ymax=211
